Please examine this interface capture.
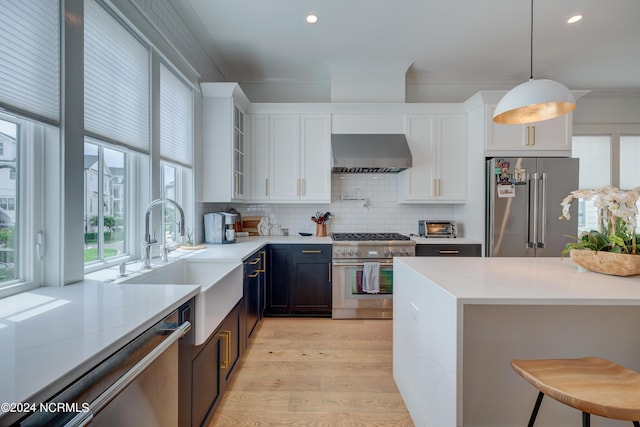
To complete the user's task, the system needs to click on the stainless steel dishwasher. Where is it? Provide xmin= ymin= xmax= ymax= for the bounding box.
xmin=17 ymin=308 xmax=191 ymax=427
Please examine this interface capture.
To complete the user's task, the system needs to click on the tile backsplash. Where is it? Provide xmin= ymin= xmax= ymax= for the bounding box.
xmin=201 ymin=174 xmax=455 ymax=238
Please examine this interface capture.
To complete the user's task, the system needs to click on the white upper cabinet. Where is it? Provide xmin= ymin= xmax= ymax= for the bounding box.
xmin=249 ymin=114 xmax=270 ymax=201
xmin=487 ymin=105 xmax=571 ymax=153
xmin=465 ymin=91 xmax=575 ymax=157
xmin=300 ymin=114 xmax=332 ymax=202
xmin=201 ymin=83 xmax=250 ymax=202
xmin=398 ymin=113 xmax=468 ymax=203
xmin=269 ymin=114 xmax=301 ymax=201
xmin=249 ymin=112 xmax=331 ymax=203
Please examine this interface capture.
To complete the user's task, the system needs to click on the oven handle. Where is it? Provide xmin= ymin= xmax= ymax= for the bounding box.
xmin=333 ymin=262 xmax=394 ymax=267
xmin=64 ymin=321 xmax=191 ymax=427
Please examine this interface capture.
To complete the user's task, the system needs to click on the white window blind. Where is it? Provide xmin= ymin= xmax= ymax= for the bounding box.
xmin=620 ymin=136 xmax=640 ymax=189
xmin=0 ymin=1 xmax=60 ymax=122
xmin=160 ymin=64 xmax=193 ymax=167
xmin=84 ymin=0 xmax=149 ymax=152
xmin=572 ymin=136 xmax=611 ymax=189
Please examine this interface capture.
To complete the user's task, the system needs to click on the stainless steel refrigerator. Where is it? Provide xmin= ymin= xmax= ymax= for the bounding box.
xmin=486 ymin=157 xmax=579 ymax=257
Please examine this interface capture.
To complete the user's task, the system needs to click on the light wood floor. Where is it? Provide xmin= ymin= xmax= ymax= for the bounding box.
xmin=208 ymin=317 xmax=415 ymax=426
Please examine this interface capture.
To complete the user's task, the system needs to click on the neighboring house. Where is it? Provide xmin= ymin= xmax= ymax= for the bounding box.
xmin=0 ymin=132 xmax=17 ymax=226
xmin=84 ymin=155 xmax=120 ymax=233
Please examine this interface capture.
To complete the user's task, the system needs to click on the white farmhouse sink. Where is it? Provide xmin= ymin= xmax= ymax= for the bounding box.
xmin=121 ymin=260 xmax=243 ymax=345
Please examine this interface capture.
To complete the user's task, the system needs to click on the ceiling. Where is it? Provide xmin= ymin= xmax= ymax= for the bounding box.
xmin=174 ymin=0 xmax=640 ymax=102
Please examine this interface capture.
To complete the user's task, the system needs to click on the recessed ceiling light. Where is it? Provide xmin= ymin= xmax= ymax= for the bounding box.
xmin=306 ymin=14 xmax=318 ymax=24
xmin=567 ymin=14 xmax=583 ymax=24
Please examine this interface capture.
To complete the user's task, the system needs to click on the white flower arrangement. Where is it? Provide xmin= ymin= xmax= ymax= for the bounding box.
xmin=560 ymin=186 xmax=640 ymax=255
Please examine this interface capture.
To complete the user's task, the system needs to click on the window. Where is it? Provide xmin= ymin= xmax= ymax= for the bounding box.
xmin=84 ymin=0 xmax=149 ymax=268
xmin=0 ymin=119 xmax=16 ymax=285
xmin=572 ymin=126 xmax=640 ymax=234
xmin=0 ymin=2 xmax=58 ymax=296
xmin=159 ymin=63 xmax=193 ymax=247
xmin=84 ymin=141 xmax=127 ymax=263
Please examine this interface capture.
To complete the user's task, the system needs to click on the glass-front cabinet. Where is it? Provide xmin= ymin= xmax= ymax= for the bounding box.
xmin=201 ymin=82 xmax=250 ymax=202
xmin=232 ymin=105 xmax=246 ymax=198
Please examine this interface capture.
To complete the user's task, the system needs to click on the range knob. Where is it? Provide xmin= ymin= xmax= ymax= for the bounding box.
xmin=354 ymin=250 xmax=361 ymax=257
xmin=348 ymin=249 xmax=355 ymax=256
xmin=384 ymin=249 xmax=391 ymax=257
xmin=391 ymin=249 xmax=398 ymax=256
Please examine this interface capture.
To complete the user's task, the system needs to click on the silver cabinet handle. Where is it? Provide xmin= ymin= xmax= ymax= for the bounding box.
xmin=64 ymin=321 xmax=191 ymax=427
xmin=438 ymin=250 xmax=460 ymax=254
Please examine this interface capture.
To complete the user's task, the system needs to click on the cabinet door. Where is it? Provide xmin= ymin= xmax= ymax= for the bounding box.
xmin=244 ymin=254 xmax=262 ymax=341
xmin=269 ymin=114 xmax=300 ymax=201
xmin=291 ymin=245 xmax=332 ymax=316
xmin=232 ymin=105 xmax=248 ymax=199
xmin=436 ymin=114 xmax=467 ymax=201
xmin=487 ymin=106 xmax=527 ymax=150
xmin=398 ymin=114 xmax=437 ymax=201
xmin=219 ymin=304 xmax=241 ymax=388
xmin=191 ymin=336 xmax=221 ymax=427
xmin=249 ymin=114 xmax=270 ymax=201
xmin=265 ymin=245 xmax=291 ymax=315
xmin=300 ymin=114 xmax=331 ymax=202
xmin=527 ymin=114 xmax=571 ymax=150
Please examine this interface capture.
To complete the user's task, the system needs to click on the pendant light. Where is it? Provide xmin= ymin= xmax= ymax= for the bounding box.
xmin=493 ymin=0 xmax=576 ymax=125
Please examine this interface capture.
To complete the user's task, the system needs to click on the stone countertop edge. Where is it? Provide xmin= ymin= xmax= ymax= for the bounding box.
xmin=0 ymin=279 xmax=199 ymax=415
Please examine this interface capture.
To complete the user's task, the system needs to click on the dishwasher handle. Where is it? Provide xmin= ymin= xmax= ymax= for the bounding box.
xmin=64 ymin=321 xmax=191 ymax=427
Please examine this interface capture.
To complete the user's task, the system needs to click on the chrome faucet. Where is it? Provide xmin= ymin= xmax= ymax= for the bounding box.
xmin=143 ymin=198 xmax=185 ymax=268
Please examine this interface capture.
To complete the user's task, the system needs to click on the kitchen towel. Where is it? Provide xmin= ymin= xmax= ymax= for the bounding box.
xmin=362 ymin=262 xmax=380 ymax=294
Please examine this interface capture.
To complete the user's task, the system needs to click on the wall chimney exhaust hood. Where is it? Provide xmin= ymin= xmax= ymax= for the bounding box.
xmin=331 ymin=134 xmax=413 ymax=173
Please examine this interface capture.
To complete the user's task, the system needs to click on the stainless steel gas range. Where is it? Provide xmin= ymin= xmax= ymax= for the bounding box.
xmin=331 ymin=232 xmax=415 ymax=319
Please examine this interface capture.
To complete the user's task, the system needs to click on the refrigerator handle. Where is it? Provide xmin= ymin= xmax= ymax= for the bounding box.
xmin=531 ymin=172 xmax=540 ymax=248
xmin=526 ymin=174 xmax=534 ymax=248
xmin=538 ymin=172 xmax=547 ymax=248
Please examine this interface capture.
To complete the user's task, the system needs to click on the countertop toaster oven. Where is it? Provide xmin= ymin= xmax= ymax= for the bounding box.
xmin=418 ymin=220 xmax=457 ymax=238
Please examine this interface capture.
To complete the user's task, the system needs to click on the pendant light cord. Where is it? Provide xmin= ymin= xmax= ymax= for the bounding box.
xmin=529 ymin=0 xmax=534 ymax=79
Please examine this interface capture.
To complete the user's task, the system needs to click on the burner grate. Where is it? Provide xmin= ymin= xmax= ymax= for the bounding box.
xmin=331 ymin=232 xmax=411 ymax=242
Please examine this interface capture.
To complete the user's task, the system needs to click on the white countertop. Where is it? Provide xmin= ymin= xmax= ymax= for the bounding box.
xmin=396 ymin=257 xmax=640 ymax=305
xmin=0 ymin=279 xmax=199 ymax=415
xmin=1 ymin=235 xmax=485 ymax=414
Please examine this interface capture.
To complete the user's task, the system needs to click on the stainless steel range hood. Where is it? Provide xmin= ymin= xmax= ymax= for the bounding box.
xmin=331 ymin=134 xmax=412 ymax=173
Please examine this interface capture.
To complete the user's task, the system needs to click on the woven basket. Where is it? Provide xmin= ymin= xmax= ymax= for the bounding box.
xmin=570 ymin=249 xmax=640 ymax=276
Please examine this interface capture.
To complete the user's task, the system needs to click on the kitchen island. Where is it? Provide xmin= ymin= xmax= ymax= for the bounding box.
xmin=393 ymin=257 xmax=640 ymax=427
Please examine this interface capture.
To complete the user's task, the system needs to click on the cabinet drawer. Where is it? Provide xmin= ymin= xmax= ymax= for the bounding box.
xmin=291 ymin=244 xmax=332 ymax=259
xmin=416 ymin=244 xmax=481 ymax=257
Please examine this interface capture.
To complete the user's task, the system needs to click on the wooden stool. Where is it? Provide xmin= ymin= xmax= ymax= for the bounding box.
xmin=511 ymin=357 xmax=640 ymax=427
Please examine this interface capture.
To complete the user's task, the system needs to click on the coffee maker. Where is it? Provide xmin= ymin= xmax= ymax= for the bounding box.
xmin=221 ymin=212 xmax=237 ymax=244
xmin=204 ymin=212 xmax=237 ymax=244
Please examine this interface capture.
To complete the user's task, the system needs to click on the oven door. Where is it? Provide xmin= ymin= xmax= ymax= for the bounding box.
xmin=332 ymin=261 xmax=393 ymax=319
